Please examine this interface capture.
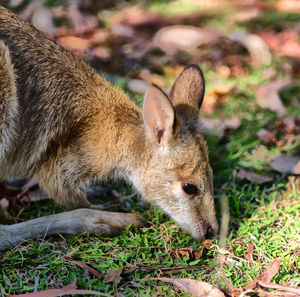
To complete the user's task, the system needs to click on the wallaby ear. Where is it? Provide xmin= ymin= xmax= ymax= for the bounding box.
xmin=170 ymin=64 xmax=205 ymax=118
xmin=143 ymin=84 xmax=175 ymax=147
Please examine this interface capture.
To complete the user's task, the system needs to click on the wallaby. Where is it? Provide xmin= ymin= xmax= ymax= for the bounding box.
xmin=0 ymin=6 xmax=218 ymax=251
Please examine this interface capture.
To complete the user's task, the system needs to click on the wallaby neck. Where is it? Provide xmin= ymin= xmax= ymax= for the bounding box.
xmin=84 ymin=85 xmax=151 ymax=190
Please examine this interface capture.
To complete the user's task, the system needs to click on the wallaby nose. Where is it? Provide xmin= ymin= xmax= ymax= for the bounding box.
xmin=205 ymin=226 xmax=216 ymax=239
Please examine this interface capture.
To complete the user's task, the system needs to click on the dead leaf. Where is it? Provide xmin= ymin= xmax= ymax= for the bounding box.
xmin=237 ymin=168 xmax=273 ymax=184
xmin=153 ymin=25 xmax=220 ymax=53
xmin=247 ymin=242 xmax=253 ymax=262
xmin=9 ymin=278 xmax=110 ymax=297
xmin=202 ymin=83 xmax=236 ymax=115
xmin=170 ymin=247 xmax=193 ymax=259
xmin=256 ymin=76 xmax=292 ymax=116
xmin=57 ymin=36 xmax=91 ymax=51
xmin=233 ymin=8 xmax=262 ymax=23
xmin=170 ymin=240 xmax=213 ymax=260
xmin=138 ymin=69 xmax=166 ymax=87
xmin=258 ymin=281 xmax=300 ymax=295
xmin=243 ymin=258 xmax=281 ymax=290
xmin=103 ymin=268 xmax=122 ymax=285
xmin=271 ymin=156 xmax=300 ymax=175
xmin=199 ymin=117 xmax=241 ymax=137
xmin=230 ymin=32 xmax=271 ymax=65
xmin=276 ymin=0 xmax=300 ymax=13
xmin=71 ymin=260 xmax=105 ymax=278
xmin=258 ymin=30 xmax=300 ymax=59
xmin=256 ymin=129 xmax=277 ymax=146
xmin=149 ymin=277 xmax=225 ymax=297
xmin=127 ymin=79 xmax=149 ymax=94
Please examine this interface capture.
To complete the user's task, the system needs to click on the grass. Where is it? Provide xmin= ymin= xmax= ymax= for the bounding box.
xmin=1 ymin=1 xmax=300 ymax=296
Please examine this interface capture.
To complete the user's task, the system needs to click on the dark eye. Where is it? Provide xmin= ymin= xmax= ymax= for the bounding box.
xmin=182 ymin=183 xmax=198 ymax=196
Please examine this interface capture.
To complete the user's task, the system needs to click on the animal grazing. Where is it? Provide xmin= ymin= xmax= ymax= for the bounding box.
xmin=0 ymin=6 xmax=218 ymax=251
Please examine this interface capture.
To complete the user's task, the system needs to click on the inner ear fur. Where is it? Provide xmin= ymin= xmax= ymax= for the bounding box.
xmin=170 ymin=64 xmax=205 ymax=118
xmin=143 ymin=84 xmax=178 ymax=147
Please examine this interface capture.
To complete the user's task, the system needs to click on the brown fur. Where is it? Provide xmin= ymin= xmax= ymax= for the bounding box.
xmin=0 ymin=6 xmax=218 ymax=248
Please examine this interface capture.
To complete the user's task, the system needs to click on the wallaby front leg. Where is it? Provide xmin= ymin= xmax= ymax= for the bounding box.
xmin=0 ymin=209 xmax=146 ymax=251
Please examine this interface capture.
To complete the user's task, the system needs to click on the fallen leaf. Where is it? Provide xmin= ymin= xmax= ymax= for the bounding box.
xmin=153 ymin=25 xmax=220 ymax=53
xmin=170 ymin=240 xmax=213 ymax=260
xmin=127 ymin=79 xmax=149 ymax=94
xmin=71 ymin=260 xmax=105 ymax=278
xmin=256 ymin=76 xmax=292 ymax=116
xmin=202 ymin=83 xmax=236 ymax=115
xmin=103 ymin=268 xmax=122 ymax=285
xmin=276 ymin=0 xmax=300 ymax=12
xmin=229 ymin=32 xmax=271 ymax=65
xmin=199 ymin=117 xmax=241 ymax=137
xmin=256 ymin=129 xmax=277 ymax=146
xmin=258 ymin=281 xmax=300 ymax=295
xmin=258 ymin=30 xmax=300 ymax=59
xmin=237 ymin=168 xmax=273 ymax=184
xmin=243 ymin=258 xmax=281 ymax=290
xmin=8 ymin=278 xmax=110 ymax=297
xmin=233 ymin=8 xmax=262 ymax=23
xmin=149 ymin=277 xmax=225 ymax=297
xmin=170 ymin=247 xmax=193 ymax=259
xmin=271 ymin=156 xmax=300 ymax=175
xmin=138 ymin=69 xmax=166 ymax=87
xmin=124 ymin=264 xmax=205 ymax=274
xmin=57 ymin=36 xmax=91 ymax=51
xmin=247 ymin=242 xmax=253 ymax=262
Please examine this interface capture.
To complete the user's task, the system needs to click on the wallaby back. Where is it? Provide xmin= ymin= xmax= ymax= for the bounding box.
xmin=0 ymin=6 xmax=218 ymax=240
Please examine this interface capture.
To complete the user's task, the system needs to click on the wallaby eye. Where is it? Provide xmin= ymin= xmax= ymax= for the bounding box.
xmin=182 ymin=183 xmax=198 ymax=196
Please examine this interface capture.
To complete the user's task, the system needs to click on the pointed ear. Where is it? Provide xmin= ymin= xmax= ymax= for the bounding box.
xmin=170 ymin=64 xmax=205 ymax=118
xmin=143 ymin=84 xmax=175 ymax=146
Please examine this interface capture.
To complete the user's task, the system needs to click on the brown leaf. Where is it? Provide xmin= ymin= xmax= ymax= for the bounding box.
xmin=127 ymin=79 xmax=149 ymax=94
xmin=71 ymin=260 xmax=105 ymax=278
xmin=103 ymin=268 xmax=122 ymax=286
xmin=199 ymin=117 xmax=241 ymax=137
xmin=271 ymin=156 xmax=300 ymax=175
xmin=170 ymin=247 xmax=193 ymax=259
xmin=153 ymin=25 xmax=220 ymax=53
xmin=244 ymin=258 xmax=281 ymax=290
xmin=202 ymin=84 xmax=235 ymax=115
xmin=258 ymin=30 xmax=300 ymax=59
xmin=57 ymin=36 xmax=91 ymax=51
xmin=170 ymin=240 xmax=213 ymax=260
xmin=256 ymin=77 xmax=292 ymax=116
xmin=230 ymin=32 xmax=271 ymax=65
xmin=149 ymin=277 xmax=225 ymax=297
xmin=9 ymin=278 xmax=110 ymax=297
xmin=247 ymin=242 xmax=253 ymax=262
xmin=258 ymin=281 xmax=300 ymax=295
xmin=256 ymin=129 xmax=277 ymax=146
xmin=237 ymin=168 xmax=273 ymax=184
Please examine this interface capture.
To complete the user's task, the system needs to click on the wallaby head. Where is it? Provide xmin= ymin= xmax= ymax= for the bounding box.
xmin=137 ymin=65 xmax=218 ymax=240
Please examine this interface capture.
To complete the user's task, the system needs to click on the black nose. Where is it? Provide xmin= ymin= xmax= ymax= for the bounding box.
xmin=205 ymin=226 xmax=215 ymax=239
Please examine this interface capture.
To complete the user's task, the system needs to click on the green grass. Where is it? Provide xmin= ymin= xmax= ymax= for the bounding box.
xmin=1 ymin=1 xmax=300 ymax=296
